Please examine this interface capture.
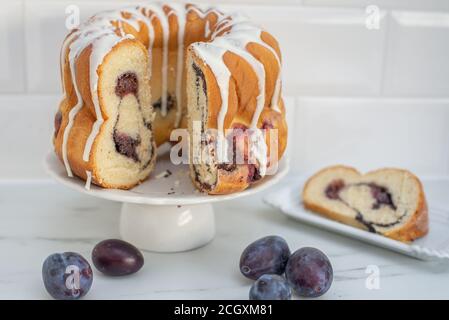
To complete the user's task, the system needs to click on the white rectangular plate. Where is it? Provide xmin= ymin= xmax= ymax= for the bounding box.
xmin=264 ymin=178 xmax=449 ymax=261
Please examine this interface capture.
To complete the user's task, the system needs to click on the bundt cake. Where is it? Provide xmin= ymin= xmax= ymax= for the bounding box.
xmin=53 ymin=3 xmax=287 ymax=193
xmin=302 ymin=166 xmax=429 ymax=242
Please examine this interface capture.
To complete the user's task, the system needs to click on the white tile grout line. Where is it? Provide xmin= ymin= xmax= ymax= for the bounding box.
xmin=379 ymin=9 xmax=391 ymax=96
xmin=21 ymin=0 xmax=28 ymax=94
xmin=294 ymin=96 xmax=449 ymax=104
xmin=2 ymin=94 xmax=449 ymax=103
xmin=446 ymin=127 xmax=449 ymax=176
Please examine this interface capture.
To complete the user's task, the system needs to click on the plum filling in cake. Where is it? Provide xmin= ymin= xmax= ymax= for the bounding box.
xmin=247 ymin=164 xmax=261 ymax=183
xmin=115 ymin=72 xmax=138 ymax=98
xmin=187 ymin=59 xmax=266 ymax=192
xmin=54 ymin=111 xmax=62 ymax=137
xmin=367 ymin=183 xmax=397 ymax=210
xmin=113 ymin=72 xmax=141 ymax=162
xmin=188 ymin=62 xmax=215 ymax=192
xmin=110 ymin=71 xmax=153 ymax=169
xmin=324 ymin=179 xmax=403 ymax=233
xmin=325 ymin=179 xmax=345 ymax=200
xmin=113 ymin=130 xmax=141 ymax=162
xmin=325 ymin=180 xmax=396 ymax=209
xmin=261 ymin=120 xmax=274 ymax=130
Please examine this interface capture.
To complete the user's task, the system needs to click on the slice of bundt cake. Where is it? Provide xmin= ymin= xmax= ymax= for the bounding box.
xmin=302 ymin=166 xmax=429 ymax=242
xmin=55 ymin=36 xmax=156 ymax=189
xmin=185 ymin=15 xmax=287 ymax=194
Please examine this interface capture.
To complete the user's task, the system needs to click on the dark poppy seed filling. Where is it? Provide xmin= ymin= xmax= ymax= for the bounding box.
xmin=115 ymin=72 xmax=138 ymax=98
xmin=54 ymin=111 xmax=62 ymax=137
xmin=192 ymin=63 xmax=208 ymax=132
xmin=152 ymin=94 xmax=176 ymax=112
xmin=355 ymin=213 xmax=377 ymax=233
xmin=192 ymin=63 xmax=207 ymax=96
xmin=190 ymin=62 xmax=215 ymax=192
xmin=193 ymin=164 xmax=213 ymax=192
xmin=113 ymin=130 xmax=141 ymax=162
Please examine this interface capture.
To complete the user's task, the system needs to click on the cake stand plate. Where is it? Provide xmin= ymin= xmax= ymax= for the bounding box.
xmin=44 ymin=151 xmax=289 ymax=252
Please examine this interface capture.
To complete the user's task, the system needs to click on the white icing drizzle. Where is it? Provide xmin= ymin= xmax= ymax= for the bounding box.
xmin=59 ymin=3 xmax=281 ymax=179
xmin=61 ymin=22 xmax=119 ymax=176
xmin=85 ymin=170 xmax=92 ymax=190
xmin=192 ymin=43 xmax=230 ymax=162
xmin=147 ymin=16 xmax=155 ymax=78
xmin=60 ymin=31 xmax=78 ymax=98
xmin=169 ymin=4 xmax=225 ymax=125
xmin=212 ymin=14 xmax=282 ymax=113
xmin=119 ymin=7 xmax=156 ymax=79
xmin=186 ymin=4 xmax=224 ymax=20
xmin=204 ymin=20 xmax=211 ymax=38
xmin=146 ymin=4 xmax=170 ymax=116
xmin=168 ymin=4 xmax=187 ymax=127
xmin=60 ymin=6 xmax=152 ymax=177
xmin=249 ymin=129 xmax=268 ymax=176
xmin=83 ymin=32 xmax=133 ymax=162
xmin=192 ymin=13 xmax=284 ymax=175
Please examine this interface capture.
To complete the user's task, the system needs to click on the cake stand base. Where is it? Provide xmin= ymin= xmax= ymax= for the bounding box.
xmin=45 ymin=151 xmax=289 ymax=253
xmin=119 ymin=203 xmax=215 ymax=252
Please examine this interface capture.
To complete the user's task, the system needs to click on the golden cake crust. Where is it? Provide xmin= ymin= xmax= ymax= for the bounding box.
xmin=302 ymin=165 xmax=429 ymax=242
xmin=54 ymin=4 xmax=287 ymax=192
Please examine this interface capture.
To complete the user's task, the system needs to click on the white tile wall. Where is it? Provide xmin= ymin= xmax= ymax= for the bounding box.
xmin=197 ymin=0 xmax=303 ymax=5
xmin=0 ymin=0 xmax=448 ymax=180
xmin=13 ymin=0 xmax=449 ymax=97
xmin=383 ymin=11 xmax=449 ymax=97
xmin=292 ymin=97 xmax=449 ymax=177
xmin=25 ymin=0 xmax=134 ymax=93
xmin=0 ymin=95 xmax=55 ymax=180
xmin=240 ymin=6 xmax=387 ymax=96
xmin=303 ymin=0 xmax=449 ymax=11
xmin=0 ymin=1 xmax=25 ymax=93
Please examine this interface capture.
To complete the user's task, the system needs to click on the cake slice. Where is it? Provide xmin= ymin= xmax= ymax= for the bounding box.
xmin=302 ymin=166 xmax=429 ymax=242
xmin=55 ymin=38 xmax=157 ymax=189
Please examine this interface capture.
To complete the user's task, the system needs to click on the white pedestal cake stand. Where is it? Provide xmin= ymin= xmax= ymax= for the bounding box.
xmin=45 ymin=151 xmax=289 ymax=253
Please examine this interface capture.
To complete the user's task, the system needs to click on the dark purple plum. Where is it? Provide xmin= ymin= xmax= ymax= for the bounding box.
xmin=285 ymin=247 xmax=333 ymax=297
xmin=240 ymin=235 xmax=290 ymax=280
xmin=92 ymin=239 xmax=144 ymax=276
xmin=249 ymin=274 xmax=292 ymax=300
xmin=42 ymin=252 xmax=93 ymax=300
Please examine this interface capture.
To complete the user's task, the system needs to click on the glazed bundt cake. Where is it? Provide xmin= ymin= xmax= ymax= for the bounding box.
xmin=302 ymin=166 xmax=429 ymax=242
xmin=53 ymin=3 xmax=287 ymax=193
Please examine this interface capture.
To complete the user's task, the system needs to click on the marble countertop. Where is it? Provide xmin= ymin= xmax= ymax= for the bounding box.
xmin=1 ymin=180 xmax=449 ymax=300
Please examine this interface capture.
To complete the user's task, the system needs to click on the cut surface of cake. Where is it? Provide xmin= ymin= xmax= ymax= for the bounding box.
xmin=302 ymin=166 xmax=429 ymax=242
xmin=53 ymin=3 xmax=287 ymax=192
